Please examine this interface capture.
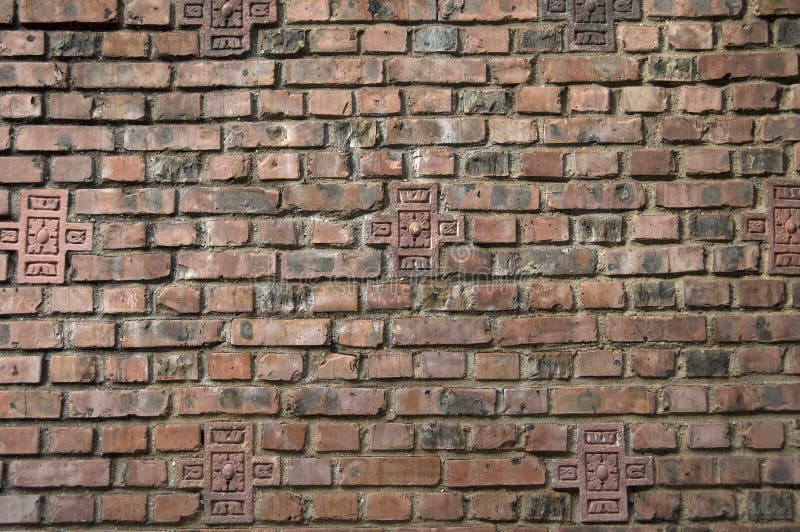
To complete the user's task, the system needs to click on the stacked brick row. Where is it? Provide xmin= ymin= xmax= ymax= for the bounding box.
xmin=0 ymin=0 xmax=799 ymax=528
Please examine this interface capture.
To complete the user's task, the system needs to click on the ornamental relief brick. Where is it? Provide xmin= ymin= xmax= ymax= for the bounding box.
xmin=542 ymin=0 xmax=641 ymax=51
xmin=176 ymin=422 xmax=278 ymax=524
xmin=0 ymin=190 xmax=92 ymax=284
xmin=551 ymin=423 xmax=654 ymax=523
xmin=366 ymin=182 xmax=464 ymax=277
xmin=179 ymin=0 xmax=276 ymax=56
xmin=742 ymin=180 xmax=800 ymax=275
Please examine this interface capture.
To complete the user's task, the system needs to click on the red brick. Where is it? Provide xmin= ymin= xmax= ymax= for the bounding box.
xmin=408 ymin=88 xmax=453 ymax=114
xmin=67 ymin=389 xmax=167 ymax=418
xmin=524 ymin=425 xmax=568 ymax=453
xmin=124 ymin=459 xmax=166 ymax=487
xmin=311 ymin=27 xmax=357 ymax=53
xmin=517 ymin=87 xmax=561 ymax=114
xmin=286 ymin=58 xmax=383 ymax=85
xmin=471 ymin=492 xmax=518 ymax=521
xmin=387 ymin=57 xmax=485 ymax=84
xmin=419 ymin=492 xmax=464 ymax=521
xmin=0 ymin=93 xmax=41 ymax=118
xmin=20 ymin=0 xmax=117 ymax=22
xmin=176 ymin=386 xmax=279 ymax=415
xmin=0 ymin=495 xmax=41 ymax=524
xmin=365 ymin=492 xmax=411 ymax=521
xmin=498 ymin=316 xmax=597 ymax=345
xmin=309 ymin=89 xmax=353 ymax=116
xmin=570 ymin=85 xmax=611 ymax=112
xmin=475 ymin=352 xmax=520 ymax=380
xmin=474 ymin=424 xmax=517 ymax=450
xmin=520 ymin=150 xmax=564 ymax=177
xmin=50 ymin=355 xmax=96 ymax=383
xmin=48 ymin=427 xmax=93 ymax=454
xmin=396 ymin=387 xmax=496 ymax=416
xmin=0 ymin=427 xmax=39 ymax=455
xmin=387 ymin=118 xmax=485 ymax=145
xmin=100 ymin=494 xmax=147 ymax=522
xmin=632 ymin=349 xmax=676 ymax=378
xmin=721 ymin=22 xmax=769 ymax=47
xmin=367 ymin=352 xmax=413 ymax=379
xmin=742 ymin=420 xmax=784 ymax=450
xmin=153 ymin=423 xmax=201 ymax=452
xmin=445 ymin=458 xmax=545 ymax=487
xmin=315 ymin=423 xmax=359 ymax=451
xmin=10 ymin=459 xmax=110 ymax=488
xmin=528 ymin=282 xmax=574 ymax=310
xmin=262 ymin=422 xmax=307 ymax=451
xmin=285 ymin=457 xmax=332 ymax=486
xmin=259 ymin=492 xmax=303 ymax=522
xmin=439 ymin=0 xmax=536 ymax=20
xmin=125 ymin=0 xmax=171 ymax=25
xmin=47 ymin=494 xmax=93 ymax=523
xmin=545 ymin=118 xmax=642 ymax=144
xmin=312 ymin=492 xmax=359 ymax=521
xmin=738 ymin=347 xmax=783 ymax=374
xmin=419 ymin=352 xmax=466 ymax=379
xmin=668 ymin=22 xmax=713 ymax=49
xmin=75 ymin=188 xmax=175 ymax=215
xmin=686 ymin=490 xmax=737 ymax=520
xmin=607 ymin=315 xmax=706 ymax=342
xmin=103 ymin=31 xmax=148 ymax=57
xmin=152 ymin=493 xmax=199 ymax=524
xmin=579 ymin=281 xmax=625 ymax=308
xmin=541 ymin=56 xmax=639 ymax=83
xmin=0 ymin=62 xmax=67 ymax=88
xmin=576 ymin=349 xmax=623 ymax=377
xmin=101 ymin=425 xmax=147 ymax=454
xmin=289 ymin=387 xmax=385 ymax=416
xmin=632 ymin=423 xmax=678 ymax=451
xmin=656 ymin=457 xmax=715 ymax=485
xmin=257 ymin=353 xmax=304 ymax=381
xmin=371 ymin=423 xmax=414 ymax=451
xmin=553 ymin=386 xmax=655 ymax=415
xmin=339 ymin=457 xmax=440 ymax=485
xmin=714 ymin=314 xmax=800 ymax=342
xmin=258 ymin=89 xmax=304 ymax=117
xmin=464 ymin=27 xmax=509 ymax=53
xmin=363 ymin=24 xmax=407 ymax=52
xmin=699 ymin=51 xmax=797 ymax=80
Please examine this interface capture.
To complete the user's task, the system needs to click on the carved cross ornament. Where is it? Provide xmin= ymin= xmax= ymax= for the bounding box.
xmin=542 ymin=0 xmax=641 ymax=51
xmin=366 ymin=182 xmax=464 ymax=276
xmin=176 ymin=422 xmax=278 ymax=524
xmin=179 ymin=0 xmax=276 ymax=56
xmin=742 ymin=180 xmax=800 ymax=275
xmin=0 ymin=190 xmax=92 ymax=284
xmin=551 ymin=423 xmax=653 ymax=522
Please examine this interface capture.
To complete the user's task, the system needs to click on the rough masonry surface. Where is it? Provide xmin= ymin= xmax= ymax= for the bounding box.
xmin=0 ymin=0 xmax=797 ymax=529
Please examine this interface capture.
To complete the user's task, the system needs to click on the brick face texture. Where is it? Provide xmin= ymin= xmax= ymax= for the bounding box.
xmin=0 ymin=0 xmax=799 ymax=528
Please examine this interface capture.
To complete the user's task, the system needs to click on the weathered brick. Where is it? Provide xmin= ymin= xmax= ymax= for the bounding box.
xmin=10 ymin=460 xmax=110 ymax=488
xmin=177 ymin=387 xmax=279 ymax=415
xmin=445 ymin=458 xmax=545 ymax=487
xmin=553 ymin=386 xmax=656 ymax=415
xmin=0 ymin=495 xmax=41 ymax=524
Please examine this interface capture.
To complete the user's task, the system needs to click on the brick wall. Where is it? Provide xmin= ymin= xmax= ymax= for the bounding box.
xmin=0 ymin=0 xmax=798 ymax=528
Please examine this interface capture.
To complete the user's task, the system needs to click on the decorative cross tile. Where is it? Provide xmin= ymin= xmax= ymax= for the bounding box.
xmin=542 ymin=0 xmax=641 ymax=51
xmin=176 ymin=422 xmax=278 ymax=524
xmin=0 ymin=190 xmax=92 ymax=284
xmin=551 ymin=423 xmax=653 ymax=522
xmin=179 ymin=0 xmax=276 ymax=56
xmin=742 ymin=180 xmax=800 ymax=275
xmin=366 ymin=182 xmax=464 ymax=277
